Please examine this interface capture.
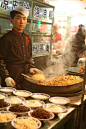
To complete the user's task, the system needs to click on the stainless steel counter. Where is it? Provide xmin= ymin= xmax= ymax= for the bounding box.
xmin=0 ymin=88 xmax=86 ymax=129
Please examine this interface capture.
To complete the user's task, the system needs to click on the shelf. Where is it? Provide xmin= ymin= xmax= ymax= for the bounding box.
xmin=33 ymin=20 xmax=53 ymax=25
xmin=31 ymin=32 xmax=52 ymax=37
xmin=0 ymin=13 xmax=10 ymax=19
xmin=33 ymin=53 xmax=49 ymax=57
xmin=33 ymin=0 xmax=55 ymax=8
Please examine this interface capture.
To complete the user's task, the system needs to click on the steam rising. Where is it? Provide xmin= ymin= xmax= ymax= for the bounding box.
xmin=43 ymin=35 xmax=78 ymax=80
xmin=43 ymin=24 xmax=86 ymax=81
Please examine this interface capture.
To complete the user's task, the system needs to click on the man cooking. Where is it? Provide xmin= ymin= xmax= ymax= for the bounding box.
xmin=0 ymin=6 xmax=42 ymax=88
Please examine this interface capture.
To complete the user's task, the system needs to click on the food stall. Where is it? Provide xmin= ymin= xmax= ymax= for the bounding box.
xmin=0 ymin=0 xmax=86 ymax=129
xmin=0 ymin=85 xmax=86 ymax=129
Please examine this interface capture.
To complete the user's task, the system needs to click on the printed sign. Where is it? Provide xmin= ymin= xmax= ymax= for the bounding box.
xmin=38 ymin=43 xmax=44 ymax=54
xmin=0 ymin=0 xmax=30 ymax=11
xmin=32 ymin=43 xmax=38 ymax=55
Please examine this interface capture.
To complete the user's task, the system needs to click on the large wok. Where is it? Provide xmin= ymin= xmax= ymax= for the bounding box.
xmin=21 ymin=76 xmax=83 ymax=96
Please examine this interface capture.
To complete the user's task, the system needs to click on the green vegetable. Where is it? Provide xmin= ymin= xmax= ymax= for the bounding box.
xmin=30 ymin=100 xmax=36 ymax=103
xmin=50 ymin=105 xmax=58 ymax=108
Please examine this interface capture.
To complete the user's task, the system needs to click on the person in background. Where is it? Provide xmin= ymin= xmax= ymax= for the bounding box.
xmin=71 ymin=24 xmax=86 ymax=66
xmin=61 ymin=24 xmax=86 ymax=67
xmin=0 ymin=6 xmax=42 ymax=88
xmin=52 ymin=24 xmax=62 ymax=55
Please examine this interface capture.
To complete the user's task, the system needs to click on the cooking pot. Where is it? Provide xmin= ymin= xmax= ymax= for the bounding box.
xmin=21 ymin=76 xmax=83 ymax=96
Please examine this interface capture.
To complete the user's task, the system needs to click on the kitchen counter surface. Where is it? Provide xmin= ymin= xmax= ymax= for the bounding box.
xmin=0 ymin=86 xmax=86 ymax=129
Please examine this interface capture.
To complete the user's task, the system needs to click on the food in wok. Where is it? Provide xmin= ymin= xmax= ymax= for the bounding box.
xmin=32 ymin=73 xmax=46 ymax=82
xmin=26 ymin=75 xmax=83 ymax=86
xmin=45 ymin=75 xmax=83 ymax=86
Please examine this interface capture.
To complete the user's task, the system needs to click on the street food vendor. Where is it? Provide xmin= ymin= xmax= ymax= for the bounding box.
xmin=61 ymin=24 xmax=86 ymax=67
xmin=0 ymin=6 xmax=42 ymax=88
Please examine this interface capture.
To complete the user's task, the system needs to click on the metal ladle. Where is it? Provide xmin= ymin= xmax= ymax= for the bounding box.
xmin=21 ymin=73 xmax=40 ymax=83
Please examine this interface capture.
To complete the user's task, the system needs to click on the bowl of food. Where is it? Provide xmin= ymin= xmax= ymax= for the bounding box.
xmin=4 ymin=96 xmax=25 ymax=105
xmin=0 ymin=111 xmax=16 ymax=123
xmin=11 ymin=116 xmax=41 ymax=129
xmin=43 ymin=103 xmax=66 ymax=114
xmin=28 ymin=108 xmax=54 ymax=121
xmin=31 ymin=93 xmax=50 ymax=100
xmin=13 ymin=90 xmax=32 ymax=98
xmin=79 ymin=66 xmax=85 ymax=73
xmin=0 ymin=92 xmax=8 ymax=100
xmin=23 ymin=99 xmax=45 ymax=108
xmin=7 ymin=104 xmax=31 ymax=115
xmin=49 ymin=97 xmax=70 ymax=105
xmin=0 ymin=99 xmax=10 ymax=110
xmin=0 ymin=87 xmax=15 ymax=94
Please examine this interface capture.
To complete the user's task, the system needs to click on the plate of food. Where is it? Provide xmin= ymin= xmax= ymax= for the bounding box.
xmin=43 ymin=103 xmax=66 ymax=114
xmin=11 ymin=116 xmax=41 ymax=129
xmin=0 ymin=111 xmax=16 ymax=123
xmin=7 ymin=104 xmax=31 ymax=115
xmin=0 ymin=87 xmax=16 ymax=93
xmin=23 ymin=99 xmax=45 ymax=108
xmin=31 ymin=93 xmax=50 ymax=100
xmin=66 ymin=66 xmax=84 ymax=75
xmin=49 ymin=97 xmax=70 ymax=105
xmin=0 ymin=100 xmax=10 ymax=110
xmin=28 ymin=108 xmax=54 ymax=121
xmin=13 ymin=90 xmax=32 ymax=98
xmin=0 ymin=92 xmax=8 ymax=100
xmin=4 ymin=96 xmax=25 ymax=105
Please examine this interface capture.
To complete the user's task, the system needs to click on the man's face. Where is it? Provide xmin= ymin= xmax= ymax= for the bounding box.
xmin=11 ymin=13 xmax=27 ymax=32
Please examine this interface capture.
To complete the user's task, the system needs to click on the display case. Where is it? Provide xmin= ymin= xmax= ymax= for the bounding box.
xmin=30 ymin=0 xmax=54 ymax=57
xmin=0 ymin=0 xmax=55 ymax=57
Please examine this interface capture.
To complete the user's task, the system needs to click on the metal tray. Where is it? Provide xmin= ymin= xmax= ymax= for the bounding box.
xmin=66 ymin=66 xmax=84 ymax=76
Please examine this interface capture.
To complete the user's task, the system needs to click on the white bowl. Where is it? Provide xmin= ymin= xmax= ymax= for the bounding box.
xmin=49 ymin=97 xmax=70 ymax=105
xmin=13 ymin=90 xmax=32 ymax=98
xmin=4 ymin=96 xmax=25 ymax=105
xmin=0 ymin=111 xmax=16 ymax=123
xmin=11 ymin=116 xmax=41 ymax=129
xmin=23 ymin=99 xmax=45 ymax=108
xmin=0 ymin=92 xmax=8 ymax=100
xmin=7 ymin=105 xmax=31 ymax=115
xmin=31 ymin=93 xmax=50 ymax=100
xmin=0 ymin=87 xmax=15 ymax=93
xmin=28 ymin=109 xmax=55 ymax=121
xmin=43 ymin=103 xmax=66 ymax=114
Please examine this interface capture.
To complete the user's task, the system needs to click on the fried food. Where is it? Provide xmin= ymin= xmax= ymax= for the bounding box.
xmin=32 ymin=73 xmax=45 ymax=82
xmin=45 ymin=75 xmax=83 ymax=86
xmin=31 ymin=108 xmax=51 ymax=119
xmin=79 ymin=66 xmax=85 ymax=73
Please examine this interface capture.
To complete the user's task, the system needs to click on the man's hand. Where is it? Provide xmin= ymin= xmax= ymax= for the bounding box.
xmin=29 ymin=68 xmax=43 ymax=74
xmin=5 ymin=77 xmax=16 ymax=87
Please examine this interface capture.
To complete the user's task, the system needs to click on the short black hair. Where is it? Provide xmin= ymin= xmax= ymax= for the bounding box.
xmin=10 ymin=11 xmax=22 ymax=19
xmin=78 ymin=24 xmax=84 ymax=32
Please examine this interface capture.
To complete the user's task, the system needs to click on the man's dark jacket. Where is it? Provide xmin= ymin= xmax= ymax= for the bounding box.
xmin=0 ymin=28 xmax=33 ymax=86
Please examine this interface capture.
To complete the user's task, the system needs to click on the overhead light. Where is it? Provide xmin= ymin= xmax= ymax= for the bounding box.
xmin=9 ymin=4 xmax=12 ymax=7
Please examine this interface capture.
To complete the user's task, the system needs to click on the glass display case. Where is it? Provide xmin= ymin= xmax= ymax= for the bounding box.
xmin=0 ymin=0 xmax=55 ymax=57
